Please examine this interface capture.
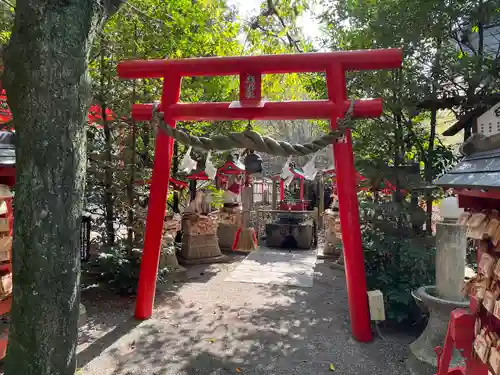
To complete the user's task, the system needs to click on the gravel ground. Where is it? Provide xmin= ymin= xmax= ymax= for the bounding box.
xmin=78 ymin=252 xmax=415 ymax=375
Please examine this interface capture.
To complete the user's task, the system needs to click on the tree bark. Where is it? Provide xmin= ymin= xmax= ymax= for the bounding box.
xmin=102 ymin=99 xmax=116 ymax=246
xmin=127 ymin=116 xmax=137 ymax=251
xmin=3 ymin=1 xmax=124 ymax=374
xmin=127 ymin=22 xmax=138 ymax=251
xmin=425 ymin=39 xmax=441 ymax=236
xmin=425 ymin=105 xmax=437 ymax=235
xmin=99 ymin=35 xmax=116 ymax=247
xmin=392 ymin=76 xmax=404 ymax=204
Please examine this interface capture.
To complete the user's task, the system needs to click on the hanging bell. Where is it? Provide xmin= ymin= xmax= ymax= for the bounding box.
xmin=244 ymin=150 xmax=262 ymax=174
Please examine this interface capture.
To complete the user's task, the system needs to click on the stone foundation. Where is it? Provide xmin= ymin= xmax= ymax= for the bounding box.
xmin=217 ymin=223 xmax=239 ymax=251
xmin=181 ymin=233 xmax=221 ymax=260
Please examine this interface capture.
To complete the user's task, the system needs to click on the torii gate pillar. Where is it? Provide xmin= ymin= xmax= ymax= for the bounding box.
xmin=118 ymin=49 xmax=403 ymax=343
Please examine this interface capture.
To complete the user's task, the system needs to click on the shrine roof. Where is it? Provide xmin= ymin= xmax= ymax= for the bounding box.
xmin=290 ymin=166 xmax=305 ymax=178
xmin=185 ymin=169 xmax=209 ymax=180
xmin=217 ymin=160 xmax=245 ymax=175
xmin=435 ymin=149 xmax=500 ymax=190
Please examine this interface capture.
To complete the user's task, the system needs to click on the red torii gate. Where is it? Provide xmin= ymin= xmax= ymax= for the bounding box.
xmin=118 ymin=49 xmax=403 ymax=342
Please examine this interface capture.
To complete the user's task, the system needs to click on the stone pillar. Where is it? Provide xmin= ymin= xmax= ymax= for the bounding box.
xmin=79 ymin=303 xmax=87 ymax=327
xmin=271 ymin=181 xmax=277 ymax=210
xmin=407 ymin=197 xmax=468 ymax=375
xmin=318 ymin=176 xmax=325 ymax=228
xmin=435 ymin=218 xmax=467 ymax=301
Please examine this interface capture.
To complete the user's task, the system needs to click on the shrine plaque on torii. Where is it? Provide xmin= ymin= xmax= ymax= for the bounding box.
xmin=118 ymin=49 xmax=403 ymax=343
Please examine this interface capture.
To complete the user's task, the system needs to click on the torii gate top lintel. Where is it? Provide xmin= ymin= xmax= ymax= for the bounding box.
xmin=118 ymin=49 xmax=403 ymax=122
xmin=118 ymin=49 xmax=402 ymax=78
xmin=117 ymin=49 xmax=403 ymax=344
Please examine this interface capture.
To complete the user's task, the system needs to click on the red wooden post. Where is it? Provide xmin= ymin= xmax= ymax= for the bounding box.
xmin=279 ymin=179 xmax=285 ymax=201
xmin=327 ymin=63 xmax=372 ymax=342
xmin=435 ymin=309 xmax=478 ymax=375
xmin=135 ymin=75 xmax=182 ymax=320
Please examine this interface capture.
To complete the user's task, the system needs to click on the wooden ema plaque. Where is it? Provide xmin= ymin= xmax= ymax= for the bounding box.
xmin=459 ymin=212 xmax=500 ymax=374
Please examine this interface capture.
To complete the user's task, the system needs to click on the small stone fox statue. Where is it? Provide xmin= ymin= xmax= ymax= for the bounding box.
xmin=185 ymin=190 xmax=204 ymax=214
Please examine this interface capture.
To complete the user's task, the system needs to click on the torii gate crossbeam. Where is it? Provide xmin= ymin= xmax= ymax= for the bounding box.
xmin=118 ymin=49 xmax=403 ymax=343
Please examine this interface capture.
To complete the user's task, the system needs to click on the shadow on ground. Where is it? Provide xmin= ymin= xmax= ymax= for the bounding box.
xmin=79 ymin=255 xmax=417 ymax=375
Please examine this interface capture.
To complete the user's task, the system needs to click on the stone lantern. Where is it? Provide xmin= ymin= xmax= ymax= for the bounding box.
xmin=407 ymin=196 xmax=468 ymax=375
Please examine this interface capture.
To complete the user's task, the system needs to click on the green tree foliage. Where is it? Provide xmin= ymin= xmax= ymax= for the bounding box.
xmin=242 ymin=0 xmax=312 ymax=53
xmin=361 ymin=221 xmax=436 ymax=323
xmin=84 ymin=0 xmax=323 ymax=292
xmin=319 ymin=0 xmax=469 ymax=217
xmin=86 ymin=0 xmax=244 ymax=249
xmin=0 ymin=0 xmax=14 ymax=44
xmin=318 ymin=0 xmax=498 ymax=322
xmin=85 ymin=0 xmax=320 ymax=253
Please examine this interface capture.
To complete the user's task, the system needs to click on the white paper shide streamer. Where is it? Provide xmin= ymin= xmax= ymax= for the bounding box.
xmin=204 ymin=151 xmax=217 ymax=180
xmin=280 ymin=156 xmax=295 ymax=187
xmin=180 ymin=146 xmax=197 ymax=174
xmin=302 ymin=154 xmax=318 ymax=181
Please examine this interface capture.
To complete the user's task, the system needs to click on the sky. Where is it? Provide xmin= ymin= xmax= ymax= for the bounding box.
xmin=226 ymin=0 xmax=323 ymax=45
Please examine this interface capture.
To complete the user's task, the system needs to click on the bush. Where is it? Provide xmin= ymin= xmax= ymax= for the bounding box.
xmin=84 ymin=241 xmax=175 ymax=295
xmin=361 ymin=224 xmax=436 ymax=323
xmin=84 ymin=244 xmax=142 ymax=294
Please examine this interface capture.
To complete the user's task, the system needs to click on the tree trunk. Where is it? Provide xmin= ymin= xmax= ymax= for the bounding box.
xmin=99 ymin=36 xmax=115 ymax=247
xmin=127 ymin=23 xmax=138 ymax=252
xmin=140 ymin=125 xmax=151 ymax=167
xmin=391 ymin=70 xmax=405 ymax=205
xmin=3 ymin=1 xmax=124 ymax=374
xmin=127 ymin=115 xmax=137 ymax=251
xmin=102 ymin=100 xmax=115 ymax=246
xmin=425 ymin=104 xmax=437 ymax=235
xmin=140 ymin=83 xmax=152 ymax=168
xmin=425 ymin=39 xmax=441 ymax=236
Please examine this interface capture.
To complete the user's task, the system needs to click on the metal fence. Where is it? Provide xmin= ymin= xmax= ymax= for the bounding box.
xmin=80 ymin=215 xmax=91 ymax=261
